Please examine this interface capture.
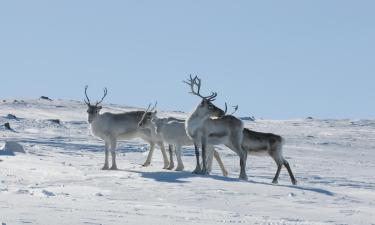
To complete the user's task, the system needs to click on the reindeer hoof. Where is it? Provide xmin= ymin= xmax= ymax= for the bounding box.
xmin=239 ymin=174 xmax=248 ymax=181
xmin=201 ymin=169 xmax=209 ymax=175
xmin=110 ymin=166 xmax=118 ymax=170
xmin=143 ymin=162 xmax=151 ymax=167
xmin=175 ymin=166 xmax=184 ymax=171
xmin=167 ymin=165 xmax=174 ymax=170
xmin=222 ymin=171 xmax=229 ymax=177
xmin=192 ymin=167 xmax=202 ymax=174
xmin=272 ymin=180 xmax=278 ymax=184
xmin=101 ymin=165 xmax=109 ymax=170
xmin=292 ymin=180 xmax=297 ymax=185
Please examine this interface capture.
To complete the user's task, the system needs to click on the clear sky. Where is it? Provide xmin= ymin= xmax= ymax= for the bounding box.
xmin=0 ymin=1 xmax=374 ymax=119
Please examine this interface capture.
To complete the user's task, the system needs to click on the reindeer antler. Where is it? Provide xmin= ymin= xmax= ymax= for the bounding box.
xmin=231 ymin=105 xmax=239 ymax=115
xmin=223 ymin=102 xmax=239 ymax=116
xmin=139 ymin=101 xmax=158 ymax=126
xmin=144 ymin=101 xmax=158 ymax=114
xmin=183 ymin=75 xmax=217 ymax=101
xmin=96 ymin=88 xmax=108 ymax=106
xmin=84 ymin=85 xmax=91 ymax=105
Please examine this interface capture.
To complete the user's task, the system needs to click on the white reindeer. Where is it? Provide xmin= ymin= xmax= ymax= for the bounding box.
xmin=138 ymin=109 xmax=228 ymax=176
xmin=184 ymin=75 xmax=248 ymax=180
xmin=242 ymin=128 xmax=297 ymax=185
xmin=84 ymin=86 xmax=169 ymax=170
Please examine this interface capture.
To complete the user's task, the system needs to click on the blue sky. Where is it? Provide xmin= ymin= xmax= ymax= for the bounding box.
xmin=0 ymin=1 xmax=374 ymax=119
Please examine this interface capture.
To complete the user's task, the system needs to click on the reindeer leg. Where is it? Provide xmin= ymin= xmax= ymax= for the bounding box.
xmin=102 ymin=141 xmax=110 ymax=170
xmin=284 ymin=160 xmax=297 ymax=185
xmin=239 ymin=149 xmax=248 ymax=180
xmin=231 ymin=139 xmax=247 ymax=180
xmin=143 ymin=142 xmax=155 ymax=167
xmin=110 ymin=138 xmax=118 ymax=170
xmin=206 ymin=145 xmax=214 ymax=173
xmin=167 ymin=145 xmax=175 ymax=170
xmin=192 ymin=143 xmax=202 ymax=174
xmin=175 ymin=145 xmax=184 ymax=171
xmin=159 ymin=142 xmax=170 ymax=169
xmin=272 ymin=164 xmax=282 ymax=184
xmin=201 ymin=137 xmax=209 ymax=175
xmin=213 ymin=149 xmax=228 ymax=177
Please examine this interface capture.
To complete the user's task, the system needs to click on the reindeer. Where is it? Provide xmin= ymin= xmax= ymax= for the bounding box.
xmin=242 ymin=128 xmax=297 ymax=185
xmin=138 ymin=108 xmax=228 ymax=176
xmin=184 ymin=75 xmax=248 ymax=180
xmin=84 ymin=86 xmax=170 ymax=170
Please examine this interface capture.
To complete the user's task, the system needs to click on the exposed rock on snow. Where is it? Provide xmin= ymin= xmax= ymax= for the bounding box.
xmin=0 ymin=141 xmax=26 ymax=155
xmin=42 ymin=189 xmax=56 ymax=197
xmin=4 ymin=114 xmax=18 ymax=120
xmin=40 ymin=96 xmax=53 ymax=101
xmin=3 ymin=122 xmax=12 ymax=130
xmin=47 ymin=119 xmax=61 ymax=124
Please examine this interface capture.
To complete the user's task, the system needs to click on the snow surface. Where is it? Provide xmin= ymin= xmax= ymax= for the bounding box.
xmin=0 ymin=99 xmax=374 ymax=225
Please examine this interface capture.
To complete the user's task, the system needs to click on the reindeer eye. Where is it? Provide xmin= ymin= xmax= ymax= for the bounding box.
xmin=209 ymin=105 xmax=213 ymax=109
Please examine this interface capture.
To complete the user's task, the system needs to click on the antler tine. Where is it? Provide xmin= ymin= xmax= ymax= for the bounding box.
xmin=144 ymin=103 xmax=152 ymax=113
xmin=183 ymin=74 xmax=203 ymax=98
xmin=223 ymin=103 xmax=238 ymax=116
xmin=230 ymin=105 xmax=239 ymax=115
xmin=150 ymin=101 xmax=158 ymax=112
xmin=84 ymin=85 xmax=91 ymax=105
xmin=194 ymin=76 xmax=202 ymax=95
xmin=206 ymin=92 xmax=217 ymax=101
xmin=96 ymin=87 xmax=108 ymax=105
xmin=138 ymin=103 xmax=152 ymax=126
xmin=182 ymin=74 xmax=193 ymax=87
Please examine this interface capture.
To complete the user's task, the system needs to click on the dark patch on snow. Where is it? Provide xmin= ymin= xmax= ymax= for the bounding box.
xmin=4 ymin=122 xmax=11 ymax=129
xmin=47 ymin=119 xmax=61 ymax=124
xmin=40 ymin=96 xmax=53 ymax=101
xmin=4 ymin=114 xmax=18 ymax=120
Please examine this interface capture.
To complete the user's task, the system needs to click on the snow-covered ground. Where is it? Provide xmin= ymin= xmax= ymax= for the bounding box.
xmin=1 ymin=99 xmax=374 ymax=225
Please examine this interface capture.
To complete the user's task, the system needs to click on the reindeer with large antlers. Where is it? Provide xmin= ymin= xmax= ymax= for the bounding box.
xmin=138 ymin=105 xmax=228 ymax=176
xmin=84 ymin=86 xmax=170 ymax=170
xmin=184 ymin=76 xmax=248 ymax=180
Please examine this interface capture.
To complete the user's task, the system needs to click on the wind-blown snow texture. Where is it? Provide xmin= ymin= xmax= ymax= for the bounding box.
xmin=0 ymin=99 xmax=374 ymax=225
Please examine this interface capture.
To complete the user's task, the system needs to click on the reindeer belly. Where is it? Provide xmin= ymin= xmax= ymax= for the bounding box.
xmin=207 ymin=132 xmax=229 ymax=145
xmin=248 ymin=149 xmax=269 ymax=156
xmin=243 ymin=140 xmax=269 ymax=156
xmin=117 ymin=131 xmax=139 ymax=140
xmin=160 ymin=123 xmax=191 ymax=146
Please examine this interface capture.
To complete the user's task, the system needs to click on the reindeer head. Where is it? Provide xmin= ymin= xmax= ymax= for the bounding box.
xmin=184 ymin=75 xmax=225 ymax=118
xmin=138 ymin=102 xmax=157 ymax=129
xmin=84 ymin=85 xmax=108 ymax=123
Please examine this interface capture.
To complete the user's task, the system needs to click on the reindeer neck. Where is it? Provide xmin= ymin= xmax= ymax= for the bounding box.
xmin=186 ymin=110 xmax=210 ymax=139
xmin=188 ymin=110 xmax=210 ymax=124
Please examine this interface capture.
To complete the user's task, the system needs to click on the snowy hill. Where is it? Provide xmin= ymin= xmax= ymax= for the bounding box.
xmin=0 ymin=99 xmax=374 ymax=225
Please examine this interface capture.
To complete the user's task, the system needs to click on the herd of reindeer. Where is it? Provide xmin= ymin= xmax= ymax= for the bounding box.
xmin=84 ymin=75 xmax=297 ymax=185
